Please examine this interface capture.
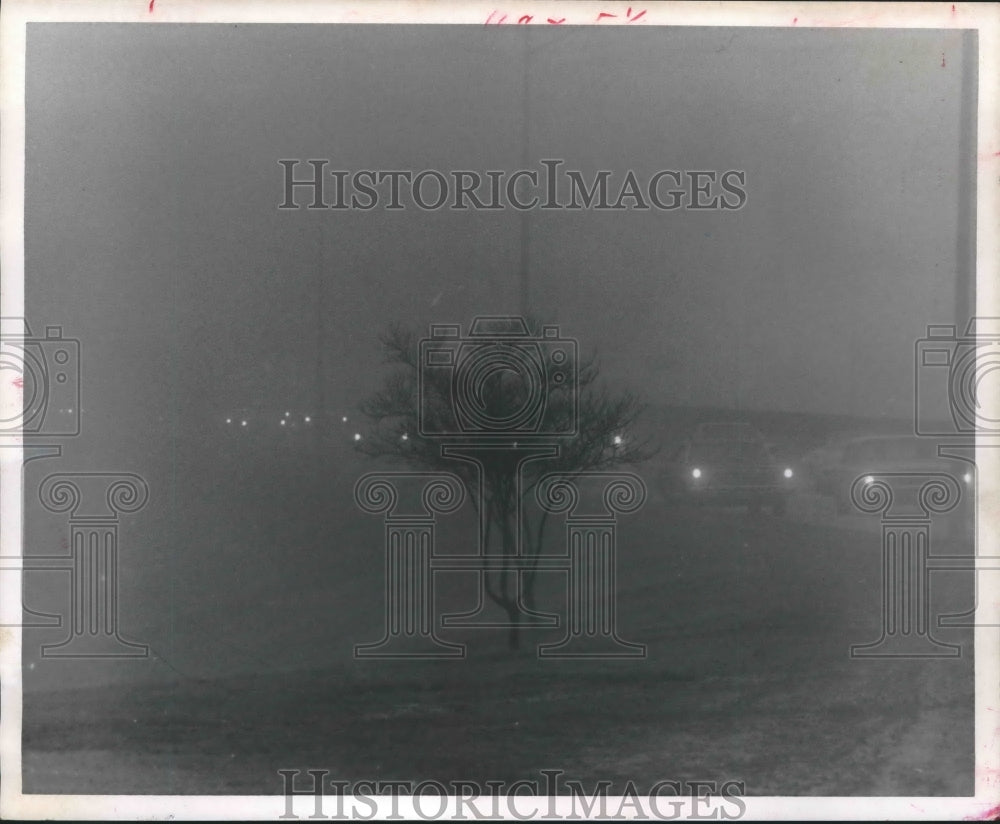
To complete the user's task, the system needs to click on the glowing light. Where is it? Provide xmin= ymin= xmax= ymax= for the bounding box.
xmin=226 ymin=418 xmax=232 ymax=424
xmin=285 ymin=411 xmax=290 ymax=417
xmin=613 ymin=435 xmax=623 ymax=446
xmin=304 ymin=416 xmax=311 ymax=423
xmin=342 ymin=416 xmax=348 ymax=423
xmin=691 ymin=468 xmax=702 ymax=479
xmin=783 ymin=467 xmax=793 ymax=479
xmin=354 ymin=433 xmax=362 ymax=441
xmin=401 ymin=433 xmax=409 ymax=441
xmin=241 ymin=420 xmax=247 ymax=427
xmin=964 ymin=472 xmax=973 ymax=484
xmin=863 ymin=475 xmax=874 ymax=485
xmin=280 ymin=419 xmax=286 ymax=426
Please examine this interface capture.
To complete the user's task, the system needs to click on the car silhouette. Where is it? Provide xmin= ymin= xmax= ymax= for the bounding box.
xmin=661 ymin=424 xmax=795 ymax=515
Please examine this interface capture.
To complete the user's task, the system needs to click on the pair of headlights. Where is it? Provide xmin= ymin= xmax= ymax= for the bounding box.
xmin=690 ymin=467 xmax=794 ymax=479
xmin=860 ymin=472 xmax=974 ymax=485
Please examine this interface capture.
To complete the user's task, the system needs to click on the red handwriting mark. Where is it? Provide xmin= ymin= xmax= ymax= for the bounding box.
xmin=485 ymin=6 xmax=642 ymax=25
xmin=148 ymin=0 xmax=154 ymax=11
xmin=12 ymin=377 xmax=23 ymax=389
xmin=941 ymin=52 xmax=947 ymax=68
xmin=792 ymin=17 xmax=798 ymax=25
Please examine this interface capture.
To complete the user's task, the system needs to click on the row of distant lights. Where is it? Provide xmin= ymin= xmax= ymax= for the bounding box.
xmin=224 ymin=415 xmax=626 ymax=449
xmin=225 ymin=411 xmax=313 ymax=427
xmin=218 ymin=418 xmax=980 ymax=487
xmin=224 ymin=412 xmax=371 ymax=442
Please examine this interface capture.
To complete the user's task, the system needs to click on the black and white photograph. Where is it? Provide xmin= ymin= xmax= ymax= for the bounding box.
xmin=1 ymin=1 xmax=998 ymax=819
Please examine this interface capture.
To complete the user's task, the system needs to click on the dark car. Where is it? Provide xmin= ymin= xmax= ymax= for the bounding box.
xmin=661 ymin=433 xmax=795 ymax=515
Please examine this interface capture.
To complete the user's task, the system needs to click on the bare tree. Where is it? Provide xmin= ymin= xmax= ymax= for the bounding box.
xmin=356 ymin=318 xmax=655 ymax=650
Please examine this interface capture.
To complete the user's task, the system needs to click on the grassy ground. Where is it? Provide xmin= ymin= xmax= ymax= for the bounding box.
xmin=21 ymin=501 xmax=976 ymax=796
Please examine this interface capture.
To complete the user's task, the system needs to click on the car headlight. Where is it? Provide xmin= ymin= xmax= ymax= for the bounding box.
xmin=691 ymin=467 xmax=702 ymax=479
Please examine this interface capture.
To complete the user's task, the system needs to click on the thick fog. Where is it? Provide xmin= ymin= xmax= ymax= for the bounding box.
xmin=21 ymin=24 xmax=974 ymax=690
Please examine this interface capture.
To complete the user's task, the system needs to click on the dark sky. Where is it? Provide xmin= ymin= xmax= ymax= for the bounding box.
xmin=26 ymin=24 xmax=971 ymax=444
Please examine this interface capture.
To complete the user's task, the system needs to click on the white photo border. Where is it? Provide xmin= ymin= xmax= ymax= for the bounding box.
xmin=1 ymin=1 xmax=998 ymax=820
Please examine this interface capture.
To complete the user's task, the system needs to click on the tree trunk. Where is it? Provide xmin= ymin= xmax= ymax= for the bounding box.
xmin=522 ymin=575 xmax=537 ymax=615
xmin=500 ymin=511 xmax=521 ymax=651
xmin=521 ymin=510 xmax=547 ymax=621
xmin=506 ymin=605 xmax=521 ymax=650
